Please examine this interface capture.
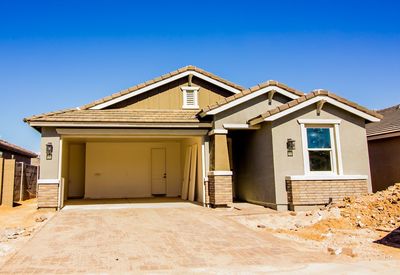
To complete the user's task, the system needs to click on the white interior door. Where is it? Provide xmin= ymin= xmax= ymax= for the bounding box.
xmin=151 ymin=148 xmax=166 ymax=195
xmin=68 ymin=144 xmax=85 ymax=198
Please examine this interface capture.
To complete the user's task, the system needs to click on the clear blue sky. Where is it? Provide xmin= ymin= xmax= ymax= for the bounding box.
xmin=1 ymin=0 xmax=399 ymax=152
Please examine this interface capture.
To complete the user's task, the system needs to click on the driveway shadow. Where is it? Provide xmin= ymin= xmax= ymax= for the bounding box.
xmin=375 ymin=227 xmax=400 ymax=249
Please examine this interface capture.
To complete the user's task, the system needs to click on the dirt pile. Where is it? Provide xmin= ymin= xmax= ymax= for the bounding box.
xmin=335 ymin=183 xmax=400 ymax=230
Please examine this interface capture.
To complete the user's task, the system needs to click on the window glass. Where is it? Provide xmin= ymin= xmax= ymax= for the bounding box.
xmin=307 ymin=128 xmax=331 ymax=149
xmin=306 ymin=127 xmax=333 ymax=172
xmin=309 ymin=151 xmax=332 ymax=171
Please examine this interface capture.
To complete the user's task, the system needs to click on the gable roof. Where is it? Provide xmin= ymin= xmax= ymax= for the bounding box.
xmin=199 ymin=80 xmax=304 ymax=116
xmin=248 ymin=90 xmax=382 ymax=125
xmin=81 ymin=65 xmax=245 ymax=110
xmin=0 ymin=139 xmax=38 ymax=158
xmin=366 ymin=104 xmax=400 ymax=138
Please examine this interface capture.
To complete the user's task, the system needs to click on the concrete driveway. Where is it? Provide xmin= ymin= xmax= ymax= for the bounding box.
xmin=0 ymin=202 xmax=389 ymax=274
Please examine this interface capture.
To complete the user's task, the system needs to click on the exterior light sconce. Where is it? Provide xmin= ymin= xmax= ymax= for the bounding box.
xmin=286 ymin=138 xmax=295 ymax=157
xmin=46 ymin=142 xmax=53 ymax=160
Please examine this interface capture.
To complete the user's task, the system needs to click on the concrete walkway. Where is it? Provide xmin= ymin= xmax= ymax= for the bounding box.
xmin=0 ymin=203 xmax=394 ymax=274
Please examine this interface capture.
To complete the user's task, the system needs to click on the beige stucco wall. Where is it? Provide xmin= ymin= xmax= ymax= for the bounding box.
xmin=271 ymin=104 xmax=372 ymax=207
xmin=214 ymin=94 xmax=290 ymax=128
xmin=106 ymin=77 xmax=232 ymax=110
xmin=368 ymin=136 xmax=400 ymax=192
xmin=40 ymin=127 xmax=60 ymax=180
xmin=85 ymin=141 xmax=182 ymax=198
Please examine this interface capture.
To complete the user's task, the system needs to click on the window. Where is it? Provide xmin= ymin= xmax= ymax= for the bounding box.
xmin=181 ymin=86 xmax=199 ymax=109
xmin=298 ymin=119 xmax=343 ymax=175
xmin=306 ymin=128 xmax=333 ymax=172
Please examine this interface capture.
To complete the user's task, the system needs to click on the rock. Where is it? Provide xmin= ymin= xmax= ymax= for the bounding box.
xmin=356 ymin=221 xmax=365 ymax=228
xmin=257 ymin=224 xmax=266 ymax=229
xmin=35 ymin=216 xmax=47 ymax=223
xmin=289 ymin=211 xmax=297 ymax=216
xmin=327 ymin=247 xmax=342 ymax=255
xmin=342 ymin=247 xmax=357 ymax=258
xmin=294 ymin=223 xmax=302 ymax=228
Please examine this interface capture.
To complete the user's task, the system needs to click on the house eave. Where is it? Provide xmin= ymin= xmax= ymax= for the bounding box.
xmin=28 ymin=121 xmax=212 ymax=129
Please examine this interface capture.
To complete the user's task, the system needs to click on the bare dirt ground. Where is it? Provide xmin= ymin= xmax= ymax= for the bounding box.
xmin=220 ymin=183 xmax=400 ymax=263
xmin=0 ymin=199 xmax=55 ymax=267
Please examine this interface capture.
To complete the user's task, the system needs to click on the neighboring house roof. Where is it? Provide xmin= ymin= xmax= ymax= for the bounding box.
xmin=25 ymin=109 xmax=202 ymax=125
xmin=248 ymin=90 xmax=382 ymax=125
xmin=81 ymin=65 xmax=245 ymax=110
xmin=199 ymin=80 xmax=304 ymax=116
xmin=0 ymin=139 xmax=38 ymax=158
xmin=366 ymin=104 xmax=400 ymax=138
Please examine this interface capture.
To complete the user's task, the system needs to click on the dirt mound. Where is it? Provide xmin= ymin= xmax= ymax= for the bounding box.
xmin=334 ymin=183 xmax=400 ymax=230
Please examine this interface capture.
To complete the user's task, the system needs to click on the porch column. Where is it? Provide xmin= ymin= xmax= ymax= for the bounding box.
xmin=208 ymin=129 xmax=233 ymax=207
xmin=37 ymin=128 xmax=61 ymax=209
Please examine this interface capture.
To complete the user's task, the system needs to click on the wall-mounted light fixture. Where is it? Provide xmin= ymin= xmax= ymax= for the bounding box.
xmin=46 ymin=142 xmax=53 ymax=160
xmin=286 ymin=138 xmax=295 ymax=157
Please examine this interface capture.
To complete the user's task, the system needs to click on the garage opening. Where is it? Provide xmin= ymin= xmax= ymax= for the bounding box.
xmin=60 ymin=137 xmax=205 ymax=206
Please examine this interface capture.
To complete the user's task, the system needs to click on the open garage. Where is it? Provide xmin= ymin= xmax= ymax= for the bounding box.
xmin=59 ymin=134 xmax=207 ymax=206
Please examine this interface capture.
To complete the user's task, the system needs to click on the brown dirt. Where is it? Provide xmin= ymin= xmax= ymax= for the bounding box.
xmin=0 ymin=199 xmax=55 ymax=266
xmin=334 ymin=183 xmax=400 ymax=230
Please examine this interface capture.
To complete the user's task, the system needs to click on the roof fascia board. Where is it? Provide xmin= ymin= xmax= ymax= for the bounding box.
xmin=259 ymin=96 xmax=380 ymax=123
xmin=201 ymin=86 xmax=300 ymax=117
xmin=56 ymin=128 xmax=209 ymax=136
xmin=29 ymin=121 xmax=212 ymax=128
xmin=90 ymin=71 xmax=241 ymax=110
xmin=367 ymin=130 xmax=400 ymax=140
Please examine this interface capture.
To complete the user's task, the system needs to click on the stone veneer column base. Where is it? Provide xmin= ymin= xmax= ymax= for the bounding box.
xmin=286 ymin=179 xmax=368 ymax=211
xmin=207 ymin=173 xmax=233 ymax=207
xmin=37 ymin=183 xmax=59 ymax=208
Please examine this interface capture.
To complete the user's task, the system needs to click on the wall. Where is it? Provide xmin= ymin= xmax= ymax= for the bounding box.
xmin=230 ymin=126 xmax=277 ymax=207
xmin=368 ymin=136 xmax=400 ymax=192
xmin=106 ymin=77 xmax=232 ymax=110
xmin=40 ymin=127 xmax=60 ymax=180
xmin=287 ymin=179 xmax=368 ymax=210
xmin=68 ymin=143 xmax=86 ymax=198
xmin=0 ymin=150 xmax=32 ymax=164
xmin=85 ymin=141 xmax=181 ymax=198
xmin=214 ymin=94 xmax=290 ymax=128
xmin=272 ymin=104 xmax=372 ymax=208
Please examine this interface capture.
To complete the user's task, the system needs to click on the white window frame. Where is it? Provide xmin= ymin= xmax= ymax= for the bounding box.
xmin=181 ymin=86 xmax=199 ymax=109
xmin=299 ymin=119 xmax=343 ymax=176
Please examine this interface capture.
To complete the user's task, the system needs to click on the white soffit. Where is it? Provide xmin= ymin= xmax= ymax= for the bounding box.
xmin=203 ymin=86 xmax=300 ymax=116
xmin=90 ymin=71 xmax=241 ymax=110
xmin=263 ymin=96 xmax=380 ymax=123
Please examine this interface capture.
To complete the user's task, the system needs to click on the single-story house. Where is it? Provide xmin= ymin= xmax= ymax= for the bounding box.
xmin=25 ymin=66 xmax=382 ymax=210
xmin=366 ymin=104 xmax=400 ymax=192
xmin=0 ymin=139 xmax=38 ymax=164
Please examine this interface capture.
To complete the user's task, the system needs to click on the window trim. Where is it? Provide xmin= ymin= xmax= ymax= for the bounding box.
xmin=299 ymin=119 xmax=343 ymax=176
xmin=181 ymin=86 xmax=200 ymax=109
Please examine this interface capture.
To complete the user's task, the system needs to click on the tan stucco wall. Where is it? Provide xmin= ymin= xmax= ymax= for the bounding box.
xmin=214 ymin=94 xmax=290 ymax=128
xmin=68 ymin=143 xmax=86 ymax=198
xmin=106 ymin=77 xmax=232 ymax=110
xmin=85 ymin=141 xmax=182 ymax=199
xmin=40 ymin=128 xmax=60 ymax=180
xmin=271 ymin=104 xmax=372 ymax=207
xmin=368 ymin=136 xmax=400 ymax=192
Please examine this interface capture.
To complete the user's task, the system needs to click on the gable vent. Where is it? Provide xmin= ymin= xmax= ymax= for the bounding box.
xmin=181 ymin=86 xmax=199 ymax=109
